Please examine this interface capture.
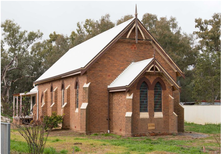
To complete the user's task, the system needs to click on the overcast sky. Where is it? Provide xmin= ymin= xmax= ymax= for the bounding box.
xmin=1 ymin=1 xmax=221 ymax=40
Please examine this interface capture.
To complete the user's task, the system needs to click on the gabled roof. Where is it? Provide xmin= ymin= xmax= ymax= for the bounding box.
xmin=35 ymin=17 xmax=184 ymax=85
xmin=108 ymin=58 xmax=153 ymax=90
xmin=108 ymin=58 xmax=181 ymax=92
xmin=35 ymin=18 xmax=135 ymax=84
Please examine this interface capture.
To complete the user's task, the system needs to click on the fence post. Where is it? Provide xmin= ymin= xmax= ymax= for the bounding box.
xmin=1 ymin=122 xmax=10 ymax=154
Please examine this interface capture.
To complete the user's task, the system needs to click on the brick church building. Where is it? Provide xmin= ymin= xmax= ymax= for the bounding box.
xmin=31 ymin=15 xmax=184 ymax=136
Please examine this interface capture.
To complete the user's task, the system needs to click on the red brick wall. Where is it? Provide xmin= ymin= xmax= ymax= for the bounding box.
xmin=37 ymin=75 xmax=87 ymax=131
xmin=173 ymin=90 xmax=184 ymax=132
xmin=110 ymin=92 xmax=126 ymax=135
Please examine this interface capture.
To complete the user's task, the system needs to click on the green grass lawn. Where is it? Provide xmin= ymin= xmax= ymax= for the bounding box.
xmin=184 ymin=122 xmax=220 ymax=134
xmin=10 ymin=122 xmax=220 ymax=154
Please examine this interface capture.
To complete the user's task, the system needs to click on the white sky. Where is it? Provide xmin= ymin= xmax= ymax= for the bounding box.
xmin=1 ymin=1 xmax=221 ymax=40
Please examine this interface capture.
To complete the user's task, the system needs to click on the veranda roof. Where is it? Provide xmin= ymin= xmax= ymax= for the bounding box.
xmin=13 ymin=86 xmax=37 ymax=96
xmin=19 ymin=86 xmax=38 ymax=96
xmin=35 ymin=18 xmax=135 ymax=84
xmin=108 ymin=58 xmax=153 ymax=89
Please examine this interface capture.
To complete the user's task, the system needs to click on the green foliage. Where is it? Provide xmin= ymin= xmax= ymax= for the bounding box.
xmin=102 ymin=133 xmax=121 ymax=138
xmin=70 ymin=14 xmax=114 ymax=47
xmin=116 ymin=15 xmax=133 ymax=25
xmin=14 ymin=120 xmax=50 ymax=154
xmin=59 ymin=149 xmax=68 ymax=154
xmin=185 ymin=122 xmax=221 ymax=134
xmin=43 ymin=147 xmax=68 ymax=154
xmin=1 ymin=20 xmax=43 ymax=104
xmin=193 ymin=13 xmax=220 ymax=103
xmin=11 ymin=140 xmax=67 ymax=154
xmin=142 ymin=13 xmax=198 ymax=102
xmin=43 ymin=112 xmax=63 ymax=130
xmin=100 ymin=137 xmax=202 ymax=153
xmin=51 ymin=138 xmax=62 ymax=142
xmin=74 ymin=137 xmax=87 ymax=140
xmin=11 ymin=139 xmax=29 ymax=153
xmin=90 ymin=133 xmax=99 ymax=136
xmin=44 ymin=147 xmax=57 ymax=154
xmin=73 ymin=146 xmax=81 ymax=152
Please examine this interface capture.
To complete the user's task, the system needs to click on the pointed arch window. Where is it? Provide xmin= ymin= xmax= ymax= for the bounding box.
xmin=154 ymin=82 xmax=162 ymax=112
xmin=61 ymin=81 xmax=64 ymax=106
xmin=50 ymin=83 xmax=53 ymax=105
xmin=140 ymin=82 xmax=148 ymax=112
xmin=75 ymin=81 xmax=79 ymax=109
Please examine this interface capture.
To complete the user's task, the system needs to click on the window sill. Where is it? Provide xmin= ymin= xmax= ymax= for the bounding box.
xmin=50 ymin=102 xmax=55 ymax=108
xmin=154 ymin=112 xmax=163 ymax=118
xmin=41 ymin=103 xmax=45 ymax=108
xmin=80 ymin=103 xmax=88 ymax=109
xmin=125 ymin=112 xmax=132 ymax=117
xmin=75 ymin=108 xmax=78 ymax=113
xmin=62 ymin=102 xmax=67 ymax=108
xmin=140 ymin=112 xmax=149 ymax=118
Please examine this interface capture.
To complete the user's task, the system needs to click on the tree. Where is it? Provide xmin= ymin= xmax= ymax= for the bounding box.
xmin=116 ymin=15 xmax=133 ymax=25
xmin=142 ymin=13 xmax=198 ymax=102
xmin=31 ymin=32 xmax=71 ymax=73
xmin=1 ymin=20 xmax=42 ymax=113
xmin=70 ymin=14 xmax=114 ymax=47
xmin=193 ymin=13 xmax=220 ymax=104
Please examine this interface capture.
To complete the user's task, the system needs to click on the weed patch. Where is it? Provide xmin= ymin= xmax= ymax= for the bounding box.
xmin=73 ymin=146 xmax=81 ymax=152
xmin=100 ymin=138 xmax=202 ymax=153
xmin=90 ymin=133 xmax=98 ymax=136
xmin=44 ymin=147 xmax=68 ymax=154
xmin=51 ymin=138 xmax=62 ymax=142
xmin=11 ymin=139 xmax=29 ymax=153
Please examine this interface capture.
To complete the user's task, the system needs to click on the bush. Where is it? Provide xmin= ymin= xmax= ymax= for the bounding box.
xmin=43 ymin=112 xmax=63 ymax=130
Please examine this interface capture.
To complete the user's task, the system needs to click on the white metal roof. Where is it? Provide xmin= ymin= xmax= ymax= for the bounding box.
xmin=35 ymin=18 xmax=135 ymax=83
xmin=20 ymin=86 xmax=38 ymax=96
xmin=108 ymin=58 xmax=153 ymax=88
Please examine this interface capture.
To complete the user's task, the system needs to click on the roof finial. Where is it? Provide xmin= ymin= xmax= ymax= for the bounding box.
xmin=135 ymin=4 xmax=138 ymax=18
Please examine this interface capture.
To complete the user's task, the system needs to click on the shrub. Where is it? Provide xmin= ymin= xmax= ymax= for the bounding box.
xmin=43 ymin=112 xmax=63 ymax=130
xmin=13 ymin=120 xmax=50 ymax=154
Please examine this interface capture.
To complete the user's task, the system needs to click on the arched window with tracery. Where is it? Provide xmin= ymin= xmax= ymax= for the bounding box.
xmin=140 ymin=82 xmax=148 ymax=112
xmin=154 ymin=82 xmax=162 ymax=112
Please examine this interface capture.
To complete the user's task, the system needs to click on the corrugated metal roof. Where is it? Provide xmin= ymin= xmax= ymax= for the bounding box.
xmin=35 ymin=18 xmax=135 ymax=83
xmin=20 ymin=86 xmax=38 ymax=96
xmin=108 ymin=58 xmax=153 ymax=88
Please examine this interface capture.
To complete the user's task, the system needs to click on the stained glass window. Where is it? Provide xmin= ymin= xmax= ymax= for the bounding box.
xmin=61 ymin=89 xmax=64 ymax=106
xmin=140 ymin=82 xmax=148 ymax=112
xmin=154 ymin=82 xmax=162 ymax=112
xmin=75 ymin=83 xmax=79 ymax=109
